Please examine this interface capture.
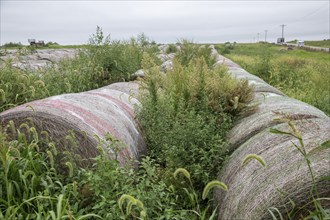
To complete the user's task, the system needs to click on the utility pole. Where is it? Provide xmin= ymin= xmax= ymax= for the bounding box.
xmin=264 ymin=30 xmax=268 ymax=42
xmin=280 ymin=24 xmax=286 ymax=39
xmin=257 ymin=33 xmax=260 ymax=42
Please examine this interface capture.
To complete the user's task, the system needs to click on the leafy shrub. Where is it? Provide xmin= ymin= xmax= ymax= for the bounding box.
xmin=83 ymin=27 xmax=160 ymax=84
xmin=175 ymin=40 xmax=216 ymax=68
xmin=138 ymin=54 xmax=254 ymax=191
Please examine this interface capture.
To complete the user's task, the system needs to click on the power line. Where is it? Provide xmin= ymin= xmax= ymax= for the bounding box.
xmin=299 ymin=2 xmax=329 ymax=20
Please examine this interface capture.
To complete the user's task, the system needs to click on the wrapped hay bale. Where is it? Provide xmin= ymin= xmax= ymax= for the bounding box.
xmin=216 ymin=118 xmax=330 ymax=219
xmin=0 ymin=82 xmax=146 ymax=166
xmin=227 ymin=95 xmax=328 ymax=153
xmin=209 ymin=46 xmax=330 ymax=219
xmin=106 ymin=81 xmax=141 ymax=99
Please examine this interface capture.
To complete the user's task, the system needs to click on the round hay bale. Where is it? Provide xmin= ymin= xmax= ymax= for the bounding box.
xmin=0 ymin=83 xmax=146 ymax=166
xmin=228 ymin=95 xmax=328 ymax=153
xmin=160 ymin=60 xmax=173 ymax=72
xmin=227 ymin=68 xmax=268 ymax=83
xmin=215 ymin=118 xmax=330 ymax=219
xmin=211 ymin=50 xmax=284 ymax=96
xmin=105 ymin=81 xmax=140 ymax=100
xmin=131 ymin=69 xmax=145 ymax=80
xmin=209 ymin=45 xmax=330 ymax=219
xmin=248 ymin=79 xmax=284 ymax=95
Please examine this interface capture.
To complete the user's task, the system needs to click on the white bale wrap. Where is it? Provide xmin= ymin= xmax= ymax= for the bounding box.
xmin=209 ymin=45 xmax=330 ymax=219
xmin=0 ymin=82 xmax=146 ymax=166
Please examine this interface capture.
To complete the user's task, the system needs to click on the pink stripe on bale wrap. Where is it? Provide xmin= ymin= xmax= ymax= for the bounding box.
xmin=0 ymin=82 xmax=146 ymax=167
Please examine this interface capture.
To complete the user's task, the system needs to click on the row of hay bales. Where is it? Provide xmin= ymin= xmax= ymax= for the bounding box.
xmin=0 ymin=49 xmax=77 ymax=70
xmin=1 ymin=45 xmax=329 ymax=218
xmin=209 ymin=45 xmax=330 ymax=219
xmin=0 ymin=45 xmax=176 ymax=167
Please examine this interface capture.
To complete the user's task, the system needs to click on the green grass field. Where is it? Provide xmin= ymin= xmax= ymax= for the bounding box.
xmin=288 ymin=39 xmax=330 ymax=48
xmin=217 ymin=42 xmax=330 ymax=115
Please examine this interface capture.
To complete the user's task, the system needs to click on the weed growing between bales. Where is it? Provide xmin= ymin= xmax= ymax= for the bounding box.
xmin=138 ymin=53 xmax=254 ymax=190
xmin=3 ymin=36 xmax=328 ymax=219
xmin=0 ymin=32 xmax=255 ymax=218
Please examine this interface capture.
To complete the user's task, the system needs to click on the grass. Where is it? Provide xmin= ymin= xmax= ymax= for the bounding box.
xmin=2 ymin=32 xmax=326 ymax=218
xmin=304 ymin=40 xmax=330 ymax=48
xmin=218 ymin=42 xmax=330 ymax=115
xmin=0 ymin=32 xmax=255 ymax=219
xmin=0 ymin=42 xmax=88 ymax=50
xmin=0 ymin=27 xmax=160 ymax=112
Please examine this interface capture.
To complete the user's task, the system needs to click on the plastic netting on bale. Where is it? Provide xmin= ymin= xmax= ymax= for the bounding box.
xmin=0 ymin=82 xmax=146 ymax=167
xmin=209 ymin=45 xmax=330 ymax=219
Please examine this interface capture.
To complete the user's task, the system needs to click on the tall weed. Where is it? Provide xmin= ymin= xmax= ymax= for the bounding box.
xmin=0 ymin=63 xmax=49 ymax=111
xmin=0 ymin=122 xmax=100 ymax=219
xmin=175 ymin=40 xmax=216 ymax=68
xmin=138 ymin=54 xmax=254 ymax=192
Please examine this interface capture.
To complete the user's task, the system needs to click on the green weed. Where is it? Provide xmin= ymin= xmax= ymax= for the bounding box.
xmin=165 ymin=44 xmax=178 ymax=54
xmin=175 ymin=40 xmax=216 ymax=68
xmin=137 ymin=50 xmax=254 ymax=213
xmin=0 ymin=35 xmax=255 ymax=218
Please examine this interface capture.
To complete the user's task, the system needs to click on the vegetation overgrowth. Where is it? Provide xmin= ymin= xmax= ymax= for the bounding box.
xmin=165 ymin=44 xmax=178 ymax=54
xmin=0 ymin=42 xmax=24 ymax=49
xmin=0 ymin=27 xmax=160 ymax=112
xmin=138 ymin=52 xmax=253 ymax=192
xmin=0 ymin=28 xmax=254 ymax=219
xmin=2 ymin=29 xmax=327 ymax=218
xmin=217 ymin=43 xmax=330 ymax=115
xmin=0 ymin=41 xmax=90 ymax=50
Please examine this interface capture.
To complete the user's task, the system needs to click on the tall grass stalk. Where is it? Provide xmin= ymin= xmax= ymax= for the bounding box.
xmin=268 ymin=115 xmax=330 ymax=219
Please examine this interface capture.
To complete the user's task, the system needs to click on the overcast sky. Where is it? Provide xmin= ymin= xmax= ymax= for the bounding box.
xmin=1 ymin=0 xmax=329 ymax=45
